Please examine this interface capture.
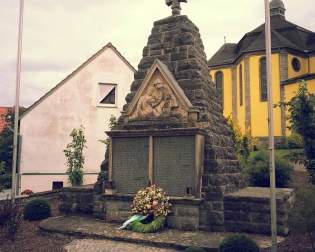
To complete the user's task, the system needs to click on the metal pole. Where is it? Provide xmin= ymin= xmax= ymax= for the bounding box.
xmin=264 ymin=0 xmax=277 ymax=251
xmin=11 ymin=0 xmax=24 ymax=203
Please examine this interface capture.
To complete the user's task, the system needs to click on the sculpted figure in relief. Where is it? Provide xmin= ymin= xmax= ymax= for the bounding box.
xmin=135 ymin=78 xmax=180 ymax=119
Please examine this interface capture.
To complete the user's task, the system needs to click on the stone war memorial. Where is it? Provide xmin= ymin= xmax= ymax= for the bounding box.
xmin=60 ymin=0 xmax=294 ymax=236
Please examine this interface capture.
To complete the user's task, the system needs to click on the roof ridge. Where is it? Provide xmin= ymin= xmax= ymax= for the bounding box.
xmin=271 ymin=29 xmax=300 ymax=50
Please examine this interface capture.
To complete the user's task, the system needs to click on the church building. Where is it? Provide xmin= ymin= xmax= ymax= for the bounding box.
xmin=208 ymin=0 xmax=315 ymax=142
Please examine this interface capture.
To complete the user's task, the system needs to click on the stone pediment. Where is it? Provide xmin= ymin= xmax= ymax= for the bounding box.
xmin=127 ymin=60 xmax=193 ymax=121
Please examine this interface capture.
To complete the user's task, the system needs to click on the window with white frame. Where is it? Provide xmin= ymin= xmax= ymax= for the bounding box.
xmin=99 ymin=83 xmax=117 ymax=105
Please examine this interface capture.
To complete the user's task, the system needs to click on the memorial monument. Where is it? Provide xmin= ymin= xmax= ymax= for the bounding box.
xmin=57 ymin=0 xmax=294 ymax=236
xmin=93 ymin=0 xmax=244 ymax=231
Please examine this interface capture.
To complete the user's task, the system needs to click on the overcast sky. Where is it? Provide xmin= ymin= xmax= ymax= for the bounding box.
xmin=1 ymin=0 xmax=314 ymax=107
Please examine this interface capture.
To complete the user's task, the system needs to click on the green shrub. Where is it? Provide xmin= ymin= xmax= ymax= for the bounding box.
xmin=286 ymin=133 xmax=303 ymax=149
xmin=23 ymin=198 xmax=51 ymax=221
xmin=288 ymin=185 xmax=315 ymax=251
xmin=0 ymin=199 xmax=22 ymax=240
xmin=282 ymin=82 xmax=315 ymax=183
xmin=183 ymin=247 xmax=206 ymax=252
xmin=246 ymin=151 xmax=293 ymax=188
xmin=0 ymin=174 xmax=11 ymax=189
xmin=219 ymin=234 xmax=259 ymax=252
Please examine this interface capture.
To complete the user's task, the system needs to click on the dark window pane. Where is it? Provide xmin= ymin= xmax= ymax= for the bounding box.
xmin=215 ymin=71 xmax=224 ymax=110
xmin=52 ymin=181 xmax=63 ymax=190
xmin=260 ymin=57 xmax=267 ymax=102
xmin=239 ymin=65 xmax=243 ymax=106
xmin=100 ymin=86 xmax=116 ymax=104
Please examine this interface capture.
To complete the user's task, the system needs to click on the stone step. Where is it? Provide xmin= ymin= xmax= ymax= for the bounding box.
xmin=40 ymin=215 xmax=286 ymax=251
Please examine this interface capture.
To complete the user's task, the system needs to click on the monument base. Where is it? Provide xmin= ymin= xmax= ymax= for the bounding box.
xmin=95 ymin=194 xmax=207 ymax=231
xmin=58 ymin=186 xmax=294 ymax=235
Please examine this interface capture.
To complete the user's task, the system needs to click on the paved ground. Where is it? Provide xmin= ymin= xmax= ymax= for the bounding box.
xmin=65 ymin=239 xmax=178 ymax=252
xmin=0 ymin=189 xmax=10 ymax=200
xmin=40 ymin=216 xmax=285 ymax=251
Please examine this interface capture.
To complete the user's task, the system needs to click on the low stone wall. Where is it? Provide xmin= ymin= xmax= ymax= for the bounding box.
xmin=167 ymin=197 xmax=205 ymax=231
xmin=256 ymin=136 xmax=286 ymax=148
xmin=224 ymin=187 xmax=294 ymax=236
xmin=57 ymin=186 xmax=295 ymax=235
xmin=94 ymin=194 xmax=207 ymax=231
xmin=59 ymin=187 xmax=94 ymax=214
xmin=0 ymin=189 xmax=61 ymax=207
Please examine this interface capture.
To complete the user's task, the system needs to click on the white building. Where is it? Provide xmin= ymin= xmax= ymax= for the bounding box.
xmin=19 ymin=43 xmax=135 ymax=193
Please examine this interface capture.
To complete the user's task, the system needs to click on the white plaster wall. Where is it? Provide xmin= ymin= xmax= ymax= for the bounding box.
xmin=20 ymin=175 xmax=98 ymax=192
xmin=20 ymin=47 xmax=135 ymax=193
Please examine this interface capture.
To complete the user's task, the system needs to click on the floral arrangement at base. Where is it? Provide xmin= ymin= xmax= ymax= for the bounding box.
xmin=119 ymin=185 xmax=171 ymax=233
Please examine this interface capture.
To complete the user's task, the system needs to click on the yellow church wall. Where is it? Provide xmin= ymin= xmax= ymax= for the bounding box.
xmin=288 ymin=54 xmax=309 ymax=79
xmin=248 ymin=54 xmax=282 ymax=137
xmin=310 ymin=56 xmax=315 ymax=73
xmin=210 ymin=68 xmax=233 ymax=117
xmin=284 ymin=79 xmax=315 ymax=135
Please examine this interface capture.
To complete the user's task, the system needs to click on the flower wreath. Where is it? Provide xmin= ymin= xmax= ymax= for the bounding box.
xmin=119 ymin=185 xmax=171 ymax=233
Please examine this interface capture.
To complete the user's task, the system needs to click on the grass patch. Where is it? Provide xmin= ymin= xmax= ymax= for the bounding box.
xmin=250 ymin=149 xmax=303 ymax=161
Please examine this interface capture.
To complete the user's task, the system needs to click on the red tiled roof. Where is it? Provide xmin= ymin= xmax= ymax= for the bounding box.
xmin=0 ymin=107 xmax=11 ymax=132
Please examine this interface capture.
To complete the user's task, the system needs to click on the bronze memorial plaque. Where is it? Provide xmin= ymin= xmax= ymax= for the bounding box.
xmin=153 ymin=136 xmax=195 ymax=197
xmin=112 ymin=137 xmax=149 ymax=194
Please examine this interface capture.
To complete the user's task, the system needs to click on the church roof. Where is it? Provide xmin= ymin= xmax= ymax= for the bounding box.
xmin=209 ymin=14 xmax=315 ymax=67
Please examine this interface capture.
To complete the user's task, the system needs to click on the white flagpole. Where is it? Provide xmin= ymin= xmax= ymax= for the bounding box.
xmin=264 ymin=0 xmax=277 ymax=251
xmin=11 ymin=0 xmax=24 ymax=203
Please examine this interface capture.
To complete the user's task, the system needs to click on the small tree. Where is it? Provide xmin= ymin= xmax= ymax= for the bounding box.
xmin=226 ymin=115 xmax=251 ymax=162
xmin=283 ymin=82 xmax=315 ymax=183
xmin=288 ymin=185 xmax=315 ymax=251
xmin=0 ymin=107 xmax=26 ymax=174
xmin=99 ymin=114 xmax=117 ymax=148
xmin=64 ymin=126 xmax=87 ymax=186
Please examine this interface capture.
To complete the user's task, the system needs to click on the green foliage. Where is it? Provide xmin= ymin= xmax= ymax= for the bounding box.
xmin=0 ymin=173 xmax=12 ymax=189
xmin=183 ymin=247 xmax=206 ymax=252
xmin=0 ymin=161 xmax=5 ymax=175
xmin=246 ymin=150 xmax=293 ymax=188
xmin=288 ymin=185 xmax=315 ymax=251
xmin=226 ymin=116 xmax=251 ymax=162
xmin=219 ymin=234 xmax=260 ymax=252
xmin=99 ymin=115 xmax=117 ymax=147
xmin=23 ymin=198 xmax=51 ymax=221
xmin=0 ymin=199 xmax=22 ymax=240
xmin=283 ymin=82 xmax=315 ymax=183
xmin=0 ymin=128 xmax=13 ymax=174
xmin=286 ymin=133 xmax=304 ymax=149
xmin=64 ymin=126 xmax=87 ymax=186
xmin=226 ymin=116 xmax=243 ymax=155
xmin=126 ymin=216 xmax=165 ymax=233
xmin=0 ymin=107 xmax=26 ymax=174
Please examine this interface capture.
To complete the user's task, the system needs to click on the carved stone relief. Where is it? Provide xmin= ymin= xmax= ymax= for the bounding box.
xmin=129 ymin=72 xmax=188 ymax=120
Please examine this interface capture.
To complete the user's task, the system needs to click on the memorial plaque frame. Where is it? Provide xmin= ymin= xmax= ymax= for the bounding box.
xmin=107 ymin=128 xmax=205 ymax=198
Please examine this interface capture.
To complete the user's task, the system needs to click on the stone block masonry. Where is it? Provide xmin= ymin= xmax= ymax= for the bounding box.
xmin=58 ymin=186 xmax=295 ymax=235
xmin=224 ymin=187 xmax=294 ymax=236
xmin=59 ymin=187 xmax=94 ymax=214
xmin=95 ymin=13 xmax=245 ymax=232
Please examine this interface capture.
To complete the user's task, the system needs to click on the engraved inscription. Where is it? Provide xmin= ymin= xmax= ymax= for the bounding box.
xmin=112 ymin=137 xmax=149 ymax=194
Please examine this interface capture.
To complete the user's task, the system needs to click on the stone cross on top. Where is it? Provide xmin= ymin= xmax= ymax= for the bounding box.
xmin=166 ymin=0 xmax=187 ymax=16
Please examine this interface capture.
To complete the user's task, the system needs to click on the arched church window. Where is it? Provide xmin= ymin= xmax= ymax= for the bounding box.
xmin=239 ymin=65 xmax=243 ymax=106
xmin=215 ymin=71 xmax=224 ymax=109
xmin=260 ymin=57 xmax=267 ymax=102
